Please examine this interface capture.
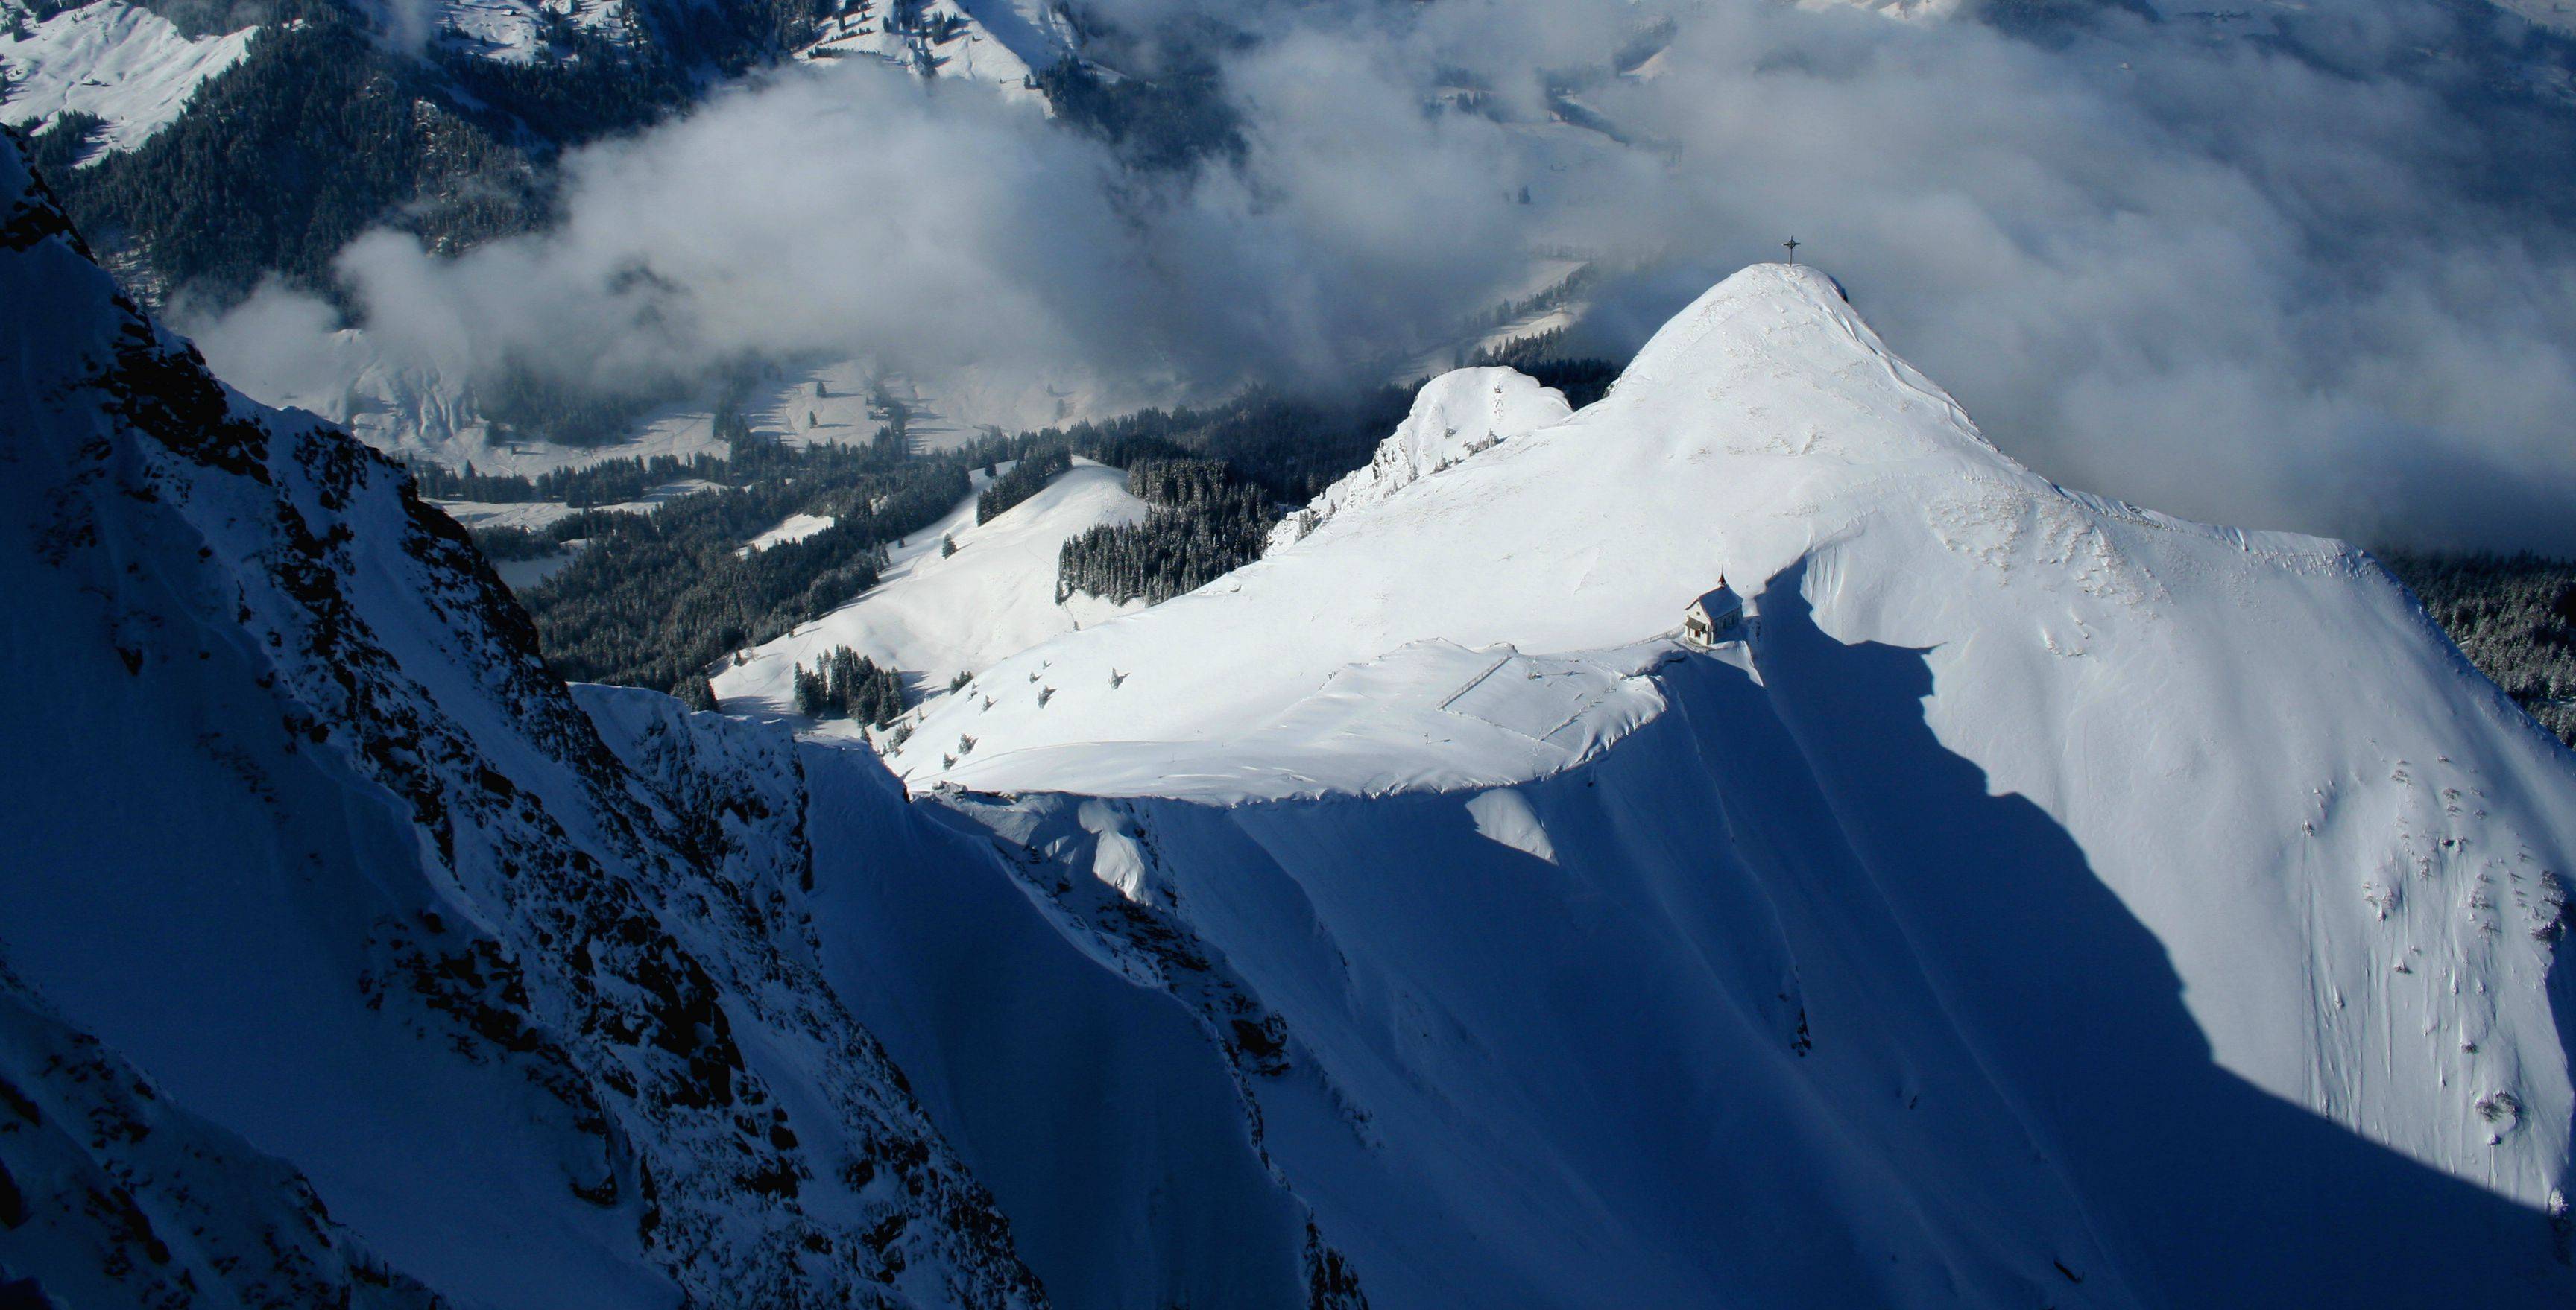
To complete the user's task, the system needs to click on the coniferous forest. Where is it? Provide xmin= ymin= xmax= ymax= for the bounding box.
xmin=792 ymin=646 xmax=906 ymax=724
xmin=976 ymin=446 xmax=1070 ymax=523
xmin=2384 ymin=551 xmax=2576 ymax=745
xmin=31 ymin=0 xmax=826 ymax=304
xmin=1056 ymin=458 xmax=1274 ymax=605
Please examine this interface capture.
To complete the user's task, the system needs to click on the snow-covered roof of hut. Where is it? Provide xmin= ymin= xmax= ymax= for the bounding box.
xmin=1687 ymin=581 xmax=1745 ymax=622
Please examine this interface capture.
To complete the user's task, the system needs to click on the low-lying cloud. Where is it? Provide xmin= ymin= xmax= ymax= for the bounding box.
xmin=186 ymin=0 xmax=2576 ymax=551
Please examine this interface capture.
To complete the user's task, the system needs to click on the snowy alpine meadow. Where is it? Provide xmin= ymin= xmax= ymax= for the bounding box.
xmin=10 ymin=0 xmax=2576 ymax=1304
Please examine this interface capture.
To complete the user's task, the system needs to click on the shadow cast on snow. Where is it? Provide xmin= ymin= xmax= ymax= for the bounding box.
xmin=1717 ymin=563 xmax=2572 ymax=1304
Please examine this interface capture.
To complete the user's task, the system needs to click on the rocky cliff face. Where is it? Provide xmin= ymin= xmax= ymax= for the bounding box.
xmin=0 ymin=131 xmax=1043 ymax=1309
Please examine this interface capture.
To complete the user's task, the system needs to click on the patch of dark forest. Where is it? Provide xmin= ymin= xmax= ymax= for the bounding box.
xmin=2384 ymin=551 xmax=2576 ymax=747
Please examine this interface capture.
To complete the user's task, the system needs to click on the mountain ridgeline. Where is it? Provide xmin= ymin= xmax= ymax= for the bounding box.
xmin=424 ymin=380 xmax=1443 ymax=703
xmin=7 ymin=120 xmax=2576 ymax=1310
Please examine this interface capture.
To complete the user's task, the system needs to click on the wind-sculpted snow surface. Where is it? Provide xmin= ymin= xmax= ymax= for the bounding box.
xmin=897 ymin=265 xmax=2576 ymax=1300
xmin=0 ymin=136 xmax=1043 ymax=1308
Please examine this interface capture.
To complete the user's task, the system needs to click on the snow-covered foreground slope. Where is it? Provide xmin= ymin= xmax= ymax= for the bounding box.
xmin=0 ymin=135 xmax=1049 ymax=1308
xmin=719 ymin=458 xmax=1145 ymax=713
xmin=578 ymin=688 xmax=1333 ymax=1309
xmin=0 ymin=1 xmax=260 ymax=156
xmin=890 ymin=265 xmax=2576 ymax=1300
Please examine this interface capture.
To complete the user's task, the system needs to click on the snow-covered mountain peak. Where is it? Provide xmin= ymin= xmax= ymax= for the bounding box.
xmin=883 ymin=257 xmax=2576 ymax=1302
xmin=1613 ymin=261 xmax=2007 ymax=471
xmin=887 ymin=261 xmax=2075 ymax=800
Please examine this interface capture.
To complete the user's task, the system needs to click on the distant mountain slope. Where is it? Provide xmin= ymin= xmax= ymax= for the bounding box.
xmin=719 ymin=458 xmax=1146 ymax=718
xmin=0 ymin=1 xmax=262 ymax=156
xmin=795 ymin=0 xmax=1073 ymax=104
xmin=13 ymin=0 xmax=837 ymax=303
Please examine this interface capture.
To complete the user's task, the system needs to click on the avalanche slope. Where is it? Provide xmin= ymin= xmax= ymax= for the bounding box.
xmin=719 ymin=458 xmax=1146 ymax=715
xmin=0 ymin=133 xmax=1048 ymax=1309
xmin=890 ymin=265 xmax=2576 ymax=1304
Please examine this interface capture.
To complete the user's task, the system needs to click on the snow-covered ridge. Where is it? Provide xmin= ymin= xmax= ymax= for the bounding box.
xmin=1266 ymin=366 xmax=1572 ymax=554
xmin=894 ymin=263 xmax=2034 ymax=800
xmin=0 ymin=1 xmax=259 ymax=157
xmin=7 ymin=100 xmax=2575 ymax=1304
xmin=887 ymin=260 xmax=2576 ymax=1300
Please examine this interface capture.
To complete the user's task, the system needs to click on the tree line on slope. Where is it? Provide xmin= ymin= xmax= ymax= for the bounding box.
xmin=502 ymin=434 xmax=965 ymax=694
xmin=444 ymin=356 xmax=1649 ymax=712
xmin=1465 ymin=329 xmax=1622 ymax=410
xmin=1055 ymin=458 xmax=1272 ymax=605
xmin=2383 ymin=551 xmax=2576 ymax=746
xmin=974 ymin=446 xmax=1070 ymax=523
xmin=791 ymin=645 xmax=905 ymax=725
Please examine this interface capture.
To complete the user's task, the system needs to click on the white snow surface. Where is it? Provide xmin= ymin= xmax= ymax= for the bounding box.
xmin=1268 ymin=365 xmax=1572 ymax=554
xmin=0 ymin=1 xmax=259 ymax=156
xmin=742 ymin=510 xmax=839 ymax=554
xmin=889 ymin=265 xmax=2576 ymax=1302
xmin=795 ymin=0 xmax=1072 ymax=106
xmin=719 ymin=458 xmax=1145 ymax=710
xmin=10 ymin=86 xmax=2576 ymax=1303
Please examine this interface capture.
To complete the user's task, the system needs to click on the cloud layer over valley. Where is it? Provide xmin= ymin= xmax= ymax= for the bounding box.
xmin=186 ymin=0 xmax=2576 ymax=550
